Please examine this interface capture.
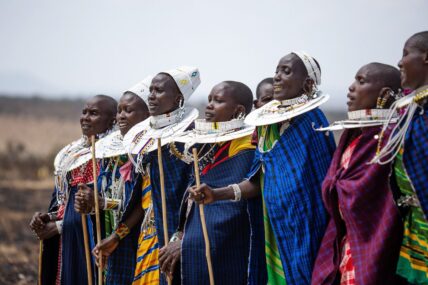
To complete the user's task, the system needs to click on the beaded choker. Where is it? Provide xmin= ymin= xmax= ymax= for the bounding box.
xmin=194 ymin=119 xmax=245 ymax=134
xmin=347 ymin=109 xmax=396 ymax=120
xmin=414 ymin=86 xmax=428 ymax=104
xmin=150 ymin=108 xmax=184 ymax=129
xmin=279 ymin=94 xmax=309 ymax=107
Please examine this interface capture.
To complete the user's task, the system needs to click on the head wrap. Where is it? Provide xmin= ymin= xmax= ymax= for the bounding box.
xmin=292 ymin=51 xmax=321 ymax=85
xmin=162 ymin=66 xmax=201 ymax=101
xmin=125 ymin=75 xmax=153 ymax=103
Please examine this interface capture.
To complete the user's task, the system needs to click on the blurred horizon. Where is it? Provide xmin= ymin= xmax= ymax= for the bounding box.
xmin=1 ymin=0 xmax=427 ymax=111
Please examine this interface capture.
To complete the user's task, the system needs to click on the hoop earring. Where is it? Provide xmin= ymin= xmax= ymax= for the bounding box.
xmin=376 ymin=91 xmax=393 ymax=109
xmin=235 ymin=112 xmax=245 ymax=120
xmin=302 ymin=78 xmax=317 ymax=98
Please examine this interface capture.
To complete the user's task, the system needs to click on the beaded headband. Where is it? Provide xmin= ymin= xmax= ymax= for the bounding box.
xmin=292 ymin=51 xmax=321 ymax=85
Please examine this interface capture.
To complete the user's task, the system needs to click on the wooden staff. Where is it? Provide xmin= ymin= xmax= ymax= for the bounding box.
xmin=81 ymin=214 xmax=93 ymax=285
xmin=38 ymin=240 xmax=43 ymax=285
xmin=157 ymin=138 xmax=172 ymax=285
xmin=91 ymin=135 xmax=103 ymax=285
xmin=192 ymin=148 xmax=215 ymax=285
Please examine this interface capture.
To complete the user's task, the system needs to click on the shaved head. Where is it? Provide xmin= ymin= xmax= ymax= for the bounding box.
xmin=93 ymin=94 xmax=118 ymax=118
xmin=408 ymin=31 xmax=428 ymax=53
xmin=223 ymin=81 xmax=253 ymax=114
xmin=364 ymin=62 xmax=401 ymax=93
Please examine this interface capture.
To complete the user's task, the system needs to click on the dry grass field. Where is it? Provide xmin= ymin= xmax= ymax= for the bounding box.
xmin=0 ymin=96 xmax=83 ymax=284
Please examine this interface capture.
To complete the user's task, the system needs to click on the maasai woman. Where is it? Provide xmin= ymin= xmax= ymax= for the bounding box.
xmin=158 ymin=81 xmax=267 ymax=285
xmin=29 ymin=95 xmax=117 ymax=285
xmin=254 ymin=77 xmax=274 ymax=109
xmin=373 ymin=31 xmax=428 ymax=285
xmin=94 ymin=66 xmax=201 ymax=285
xmin=311 ymin=63 xmax=405 ymax=285
xmin=75 ymin=78 xmax=151 ymax=284
xmin=190 ymin=52 xmax=336 ymax=285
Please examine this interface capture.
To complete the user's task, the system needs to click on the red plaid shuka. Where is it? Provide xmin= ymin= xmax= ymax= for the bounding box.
xmin=70 ymin=161 xmax=99 ymax=186
xmin=311 ymin=127 xmax=404 ymax=285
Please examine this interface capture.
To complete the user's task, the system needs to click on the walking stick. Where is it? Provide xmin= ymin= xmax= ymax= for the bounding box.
xmin=82 ymin=214 xmax=93 ymax=285
xmin=192 ymin=148 xmax=215 ymax=285
xmin=38 ymin=240 xmax=43 ymax=285
xmin=157 ymin=138 xmax=172 ymax=285
xmin=91 ymin=135 xmax=103 ymax=285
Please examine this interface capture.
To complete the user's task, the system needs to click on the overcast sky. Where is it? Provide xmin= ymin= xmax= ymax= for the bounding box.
xmin=0 ymin=0 xmax=427 ymax=109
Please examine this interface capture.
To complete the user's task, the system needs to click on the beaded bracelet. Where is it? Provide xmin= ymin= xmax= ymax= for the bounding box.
xmin=114 ymin=223 xmax=130 ymax=240
xmin=229 ymin=184 xmax=242 ymax=202
xmin=104 ymin=198 xmax=121 ymax=211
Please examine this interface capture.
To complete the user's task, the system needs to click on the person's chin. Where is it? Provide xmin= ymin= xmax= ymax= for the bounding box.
xmin=119 ymin=127 xmax=129 ymax=136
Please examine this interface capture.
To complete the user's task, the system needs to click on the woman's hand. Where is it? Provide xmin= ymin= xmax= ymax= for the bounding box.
xmin=188 ymin=183 xmax=216 ymax=204
xmin=74 ymin=183 xmax=104 ymax=214
xmin=29 ymin=212 xmax=50 ymax=232
xmin=159 ymin=237 xmax=182 ymax=279
xmin=34 ymin=221 xmax=59 ymax=240
xmin=92 ymin=233 xmax=120 ymax=269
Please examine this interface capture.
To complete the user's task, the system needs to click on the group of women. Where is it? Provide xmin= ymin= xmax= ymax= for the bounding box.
xmin=29 ymin=31 xmax=428 ymax=285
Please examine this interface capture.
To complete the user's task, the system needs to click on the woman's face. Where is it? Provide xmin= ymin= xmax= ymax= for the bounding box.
xmin=347 ymin=65 xmax=382 ymax=112
xmin=147 ymin=73 xmax=181 ymax=116
xmin=80 ymin=97 xmax=115 ymax=137
xmin=116 ymin=93 xmax=149 ymax=135
xmin=255 ymin=82 xmax=274 ymax=109
xmin=398 ymin=37 xmax=428 ymax=90
xmin=205 ymin=83 xmax=241 ymax=122
xmin=273 ymin=54 xmax=307 ymax=101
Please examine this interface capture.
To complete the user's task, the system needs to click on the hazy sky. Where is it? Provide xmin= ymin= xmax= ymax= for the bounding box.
xmin=0 ymin=0 xmax=427 ymax=109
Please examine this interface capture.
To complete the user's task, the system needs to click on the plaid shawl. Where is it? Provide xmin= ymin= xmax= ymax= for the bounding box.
xmin=247 ymin=108 xmax=336 ymax=285
xmin=181 ymin=144 xmax=267 ymax=285
xmin=61 ymin=183 xmax=97 ymax=285
xmin=149 ymin=143 xmax=192 ymax=246
xmin=403 ymin=103 xmax=428 ymax=218
xmin=312 ymin=128 xmax=404 ymax=285
xmin=149 ymin=143 xmax=192 ymax=285
xmin=61 ymin=160 xmax=108 ymax=285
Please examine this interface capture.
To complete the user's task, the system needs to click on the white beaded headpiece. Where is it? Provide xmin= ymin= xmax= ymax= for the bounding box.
xmin=125 ymin=75 xmax=153 ymax=103
xmin=292 ymin=51 xmax=321 ymax=85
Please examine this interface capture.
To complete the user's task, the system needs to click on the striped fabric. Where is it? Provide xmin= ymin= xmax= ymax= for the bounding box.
xmin=247 ymin=108 xmax=336 ymax=285
xmin=61 ymin=183 xmax=97 ymax=285
xmin=181 ymin=136 xmax=266 ymax=285
xmin=60 ymin=160 xmax=101 ymax=285
xmin=257 ymin=125 xmax=286 ymax=284
xmin=312 ymin=128 xmax=404 ymax=285
xmin=395 ymin=149 xmax=428 ymax=284
xmin=402 ymin=102 xmax=428 ymax=218
xmin=149 ymin=143 xmax=192 ymax=285
xmin=133 ymin=173 xmax=160 ymax=285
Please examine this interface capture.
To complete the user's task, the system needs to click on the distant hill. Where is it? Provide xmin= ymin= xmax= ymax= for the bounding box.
xmin=0 ymin=95 xmax=85 ymax=120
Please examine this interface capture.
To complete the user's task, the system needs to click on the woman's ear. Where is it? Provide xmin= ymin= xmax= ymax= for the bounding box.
xmin=233 ymin=105 xmax=246 ymax=119
xmin=424 ymin=50 xmax=428 ymax=64
xmin=302 ymin=77 xmax=315 ymax=95
xmin=109 ymin=117 xmax=116 ymax=129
